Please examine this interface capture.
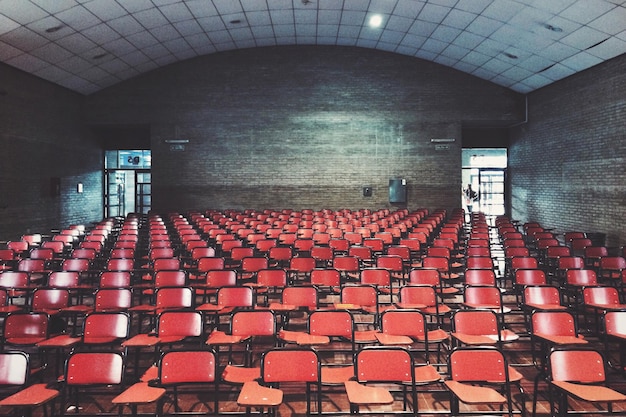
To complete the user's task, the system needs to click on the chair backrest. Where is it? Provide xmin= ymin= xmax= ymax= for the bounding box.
xmin=205 ymin=269 xmax=237 ymax=287
xmin=158 ymin=350 xmax=217 ymax=385
xmin=48 ymin=271 xmax=81 ymax=288
xmin=514 ymin=269 xmax=547 ymax=286
xmin=65 ymin=351 xmax=124 ymax=386
xmin=566 ymin=269 xmax=597 ymax=287
xmin=31 ymin=288 xmax=70 ymax=311
xmin=0 ymin=271 xmax=30 ymax=289
xmin=99 ymin=271 xmax=131 ymax=288
xmin=523 ymin=285 xmax=562 ymax=307
xmin=341 ymin=285 xmax=377 ymax=307
xmin=241 ymin=257 xmax=269 ymax=273
xmin=604 ymin=311 xmax=626 ymax=337
xmin=106 ymin=258 xmax=134 ymax=272
xmin=231 ymin=310 xmax=276 ymax=337
xmin=256 ymin=269 xmax=287 ymax=287
xmin=332 ymin=256 xmax=360 ymax=272
xmin=153 ymin=270 xmax=187 ymax=287
xmin=3 ymin=312 xmax=49 ymax=341
xmin=510 ymin=256 xmax=538 ymax=270
xmin=310 ymin=268 xmax=340 ymax=287
xmin=398 ymin=285 xmax=437 ymax=308
xmin=408 ymin=268 xmax=441 ymax=286
xmin=360 ymin=268 xmax=391 ymax=287
xmin=583 ymin=286 xmax=621 ymax=306
xmin=157 ymin=310 xmax=203 ymax=338
xmin=308 ymin=310 xmax=354 ymax=340
xmin=155 ymin=286 xmax=194 ymax=309
xmin=557 ymin=256 xmax=585 ymax=270
xmin=452 ymin=309 xmax=499 ymax=336
xmin=466 ymin=256 xmax=494 ymax=270
xmin=82 ymin=312 xmax=130 ymax=342
xmin=261 ymin=348 xmax=320 ymax=383
xmin=422 ymin=256 xmax=450 ymax=273
xmin=17 ymin=259 xmax=45 ymax=273
xmin=94 ymin=288 xmax=132 ymax=312
xmin=376 ymin=255 xmax=404 ymax=272
xmin=355 ymin=346 xmax=413 ymax=383
xmin=464 ymin=269 xmax=496 ymax=286
xmin=448 ymin=346 xmax=509 ymax=383
xmin=531 ymin=310 xmax=578 ymax=337
xmin=0 ymin=351 xmax=29 ymax=386
xmin=289 ymin=257 xmax=316 ymax=274
xmin=549 ymin=349 xmax=606 ymax=383
xmin=348 ymin=246 xmax=372 ymax=261
xmin=282 ymin=286 xmax=318 ymax=309
xmin=463 ymin=286 xmax=503 ymax=308
xmin=197 ymin=257 xmax=225 ymax=272
xmin=152 ymin=258 xmax=181 ymax=273
xmin=217 ymin=286 xmax=254 ymax=308
xmin=380 ymin=309 xmax=427 ymax=340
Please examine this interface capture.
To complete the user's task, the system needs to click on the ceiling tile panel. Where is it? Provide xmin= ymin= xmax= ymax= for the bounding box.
xmin=0 ymin=0 xmax=623 ymax=94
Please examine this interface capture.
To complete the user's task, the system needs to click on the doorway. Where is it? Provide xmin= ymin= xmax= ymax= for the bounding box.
xmin=462 ymin=149 xmax=507 ymax=218
xmin=104 ymin=150 xmax=151 ymax=218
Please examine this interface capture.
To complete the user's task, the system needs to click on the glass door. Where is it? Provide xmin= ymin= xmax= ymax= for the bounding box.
xmin=462 ymin=149 xmax=507 ymax=220
xmin=104 ymin=150 xmax=151 ymax=217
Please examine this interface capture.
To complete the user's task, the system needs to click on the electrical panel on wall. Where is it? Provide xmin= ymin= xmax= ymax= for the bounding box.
xmin=389 ymin=178 xmax=407 ymax=203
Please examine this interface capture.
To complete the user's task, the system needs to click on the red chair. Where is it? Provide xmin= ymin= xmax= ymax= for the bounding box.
xmin=207 ymin=310 xmax=276 ymax=366
xmin=345 ymin=346 xmax=418 ymax=414
xmin=80 ymin=311 xmax=130 ymax=347
xmin=310 ymin=268 xmax=341 ymax=296
xmin=288 ymin=257 xmax=316 ymax=283
xmin=237 ymin=348 xmax=321 ymax=415
xmin=152 ymin=349 xmax=219 ymax=413
xmin=93 ymin=288 xmax=132 ymax=312
xmin=603 ymin=310 xmax=626 ymax=373
xmin=332 ymin=256 xmax=360 ymax=283
xmin=0 ymin=351 xmax=58 ymax=415
xmin=2 ymin=312 xmax=49 ymax=349
xmin=408 ymin=267 xmax=459 ymax=296
xmin=155 ymin=310 xmax=204 ymax=347
xmin=451 ymin=309 xmax=518 ymax=348
xmin=462 ymin=285 xmax=510 ymax=314
xmin=445 ymin=346 xmax=518 ymax=417
xmin=60 ymin=351 xmax=125 ymax=414
xmin=545 ymin=348 xmax=626 ymax=416
xmin=239 ymin=257 xmax=269 ymax=283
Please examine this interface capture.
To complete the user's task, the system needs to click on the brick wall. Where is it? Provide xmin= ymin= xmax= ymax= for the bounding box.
xmin=86 ymin=46 xmax=523 ymax=214
xmin=509 ymin=54 xmax=626 ymax=248
xmin=0 ymin=64 xmax=102 ymax=241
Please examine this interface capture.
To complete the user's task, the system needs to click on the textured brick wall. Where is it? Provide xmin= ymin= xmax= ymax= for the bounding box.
xmin=86 ymin=46 xmax=523 ymax=214
xmin=509 ymin=54 xmax=626 ymax=248
xmin=0 ymin=64 xmax=103 ymax=241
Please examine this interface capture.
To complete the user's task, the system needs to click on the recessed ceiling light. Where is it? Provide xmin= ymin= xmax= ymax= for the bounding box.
xmin=369 ymin=15 xmax=383 ymax=28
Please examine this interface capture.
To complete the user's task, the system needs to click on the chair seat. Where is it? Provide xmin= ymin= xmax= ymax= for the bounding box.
xmin=0 ymin=384 xmax=59 ymax=407
xmin=552 ymin=381 xmax=626 ymax=402
xmin=237 ymin=381 xmax=283 ymax=407
xmin=375 ymin=333 xmax=413 ymax=345
xmin=344 ymin=380 xmax=394 ymax=405
xmin=112 ymin=382 xmax=165 ymax=406
xmin=321 ymin=365 xmax=354 ymax=385
xmin=414 ymin=365 xmax=442 ymax=384
xmin=206 ymin=330 xmax=245 ymax=345
xmin=222 ymin=365 xmax=260 ymax=384
xmin=354 ymin=330 xmax=379 ymax=343
xmin=444 ymin=380 xmax=506 ymax=404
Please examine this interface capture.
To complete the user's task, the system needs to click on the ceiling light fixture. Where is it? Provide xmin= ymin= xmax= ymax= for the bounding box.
xmin=92 ymin=53 xmax=108 ymax=60
xmin=45 ymin=25 xmax=64 ymax=33
xmin=503 ymin=52 xmax=518 ymax=59
xmin=230 ymin=19 xmax=242 ymax=24
xmin=369 ymin=15 xmax=383 ymax=28
xmin=544 ymin=24 xmax=563 ymax=33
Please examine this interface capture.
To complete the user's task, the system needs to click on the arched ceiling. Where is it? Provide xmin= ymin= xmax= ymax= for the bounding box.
xmin=1 ymin=0 xmax=625 ymax=95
